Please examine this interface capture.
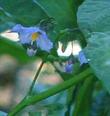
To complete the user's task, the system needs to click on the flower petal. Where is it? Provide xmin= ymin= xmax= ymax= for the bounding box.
xmin=78 ymin=51 xmax=88 ymax=65
xmin=12 ymin=24 xmax=41 ymax=44
xmin=19 ymin=27 xmax=40 ymax=44
xmin=27 ymin=48 xmax=37 ymax=56
xmin=11 ymin=24 xmax=53 ymax=52
xmin=65 ymin=63 xmax=74 ymax=73
xmin=36 ymin=34 xmax=53 ymax=52
xmin=11 ymin=24 xmax=23 ymax=32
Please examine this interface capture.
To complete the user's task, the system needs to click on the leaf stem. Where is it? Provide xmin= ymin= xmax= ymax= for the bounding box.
xmin=8 ymin=68 xmax=92 ymax=116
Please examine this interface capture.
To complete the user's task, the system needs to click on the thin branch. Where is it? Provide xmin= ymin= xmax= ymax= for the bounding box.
xmin=8 ymin=68 xmax=92 ymax=116
xmin=28 ymin=61 xmax=45 ymax=95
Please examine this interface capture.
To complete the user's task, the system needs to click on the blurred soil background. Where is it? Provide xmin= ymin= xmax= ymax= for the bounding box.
xmin=0 ymin=54 xmax=65 ymax=116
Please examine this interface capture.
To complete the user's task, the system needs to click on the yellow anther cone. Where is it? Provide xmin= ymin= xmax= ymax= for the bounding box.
xmin=31 ymin=32 xmax=39 ymax=41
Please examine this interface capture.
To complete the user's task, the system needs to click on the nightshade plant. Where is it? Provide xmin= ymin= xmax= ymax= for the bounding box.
xmin=11 ymin=24 xmax=53 ymax=55
xmin=0 ymin=0 xmax=110 ymax=116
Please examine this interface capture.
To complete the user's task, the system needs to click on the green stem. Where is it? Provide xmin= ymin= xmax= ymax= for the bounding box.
xmin=8 ymin=68 xmax=92 ymax=116
xmin=28 ymin=61 xmax=44 ymax=95
xmin=65 ymin=86 xmax=75 ymax=116
xmin=72 ymin=76 xmax=95 ymax=116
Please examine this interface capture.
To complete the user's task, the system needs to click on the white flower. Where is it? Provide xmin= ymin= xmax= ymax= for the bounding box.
xmin=11 ymin=24 xmax=53 ymax=52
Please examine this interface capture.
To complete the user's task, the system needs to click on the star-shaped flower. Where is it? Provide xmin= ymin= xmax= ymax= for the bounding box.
xmin=11 ymin=24 xmax=53 ymax=54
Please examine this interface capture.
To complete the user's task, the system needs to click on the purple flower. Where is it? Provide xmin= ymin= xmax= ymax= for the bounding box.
xmin=65 ymin=60 xmax=74 ymax=73
xmin=65 ymin=64 xmax=73 ymax=73
xmin=11 ymin=24 xmax=53 ymax=54
xmin=27 ymin=48 xmax=37 ymax=57
xmin=78 ymin=51 xmax=88 ymax=65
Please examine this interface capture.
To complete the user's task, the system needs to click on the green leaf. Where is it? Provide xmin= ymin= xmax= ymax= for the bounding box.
xmin=74 ymin=0 xmax=85 ymax=11
xmin=44 ymin=103 xmax=65 ymax=115
xmin=78 ymin=0 xmax=110 ymax=34
xmin=84 ymin=32 xmax=110 ymax=93
xmin=0 ymin=36 xmax=35 ymax=64
xmin=28 ymin=112 xmax=42 ymax=116
xmin=0 ymin=6 xmax=14 ymax=32
xmin=0 ymin=0 xmax=48 ymax=31
xmin=34 ymin=0 xmax=77 ymax=31
xmin=78 ymin=0 xmax=110 ymax=93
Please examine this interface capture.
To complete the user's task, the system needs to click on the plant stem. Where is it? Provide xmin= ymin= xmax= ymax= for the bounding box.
xmin=28 ymin=61 xmax=45 ymax=95
xmin=72 ymin=75 xmax=95 ymax=116
xmin=8 ymin=68 xmax=92 ymax=116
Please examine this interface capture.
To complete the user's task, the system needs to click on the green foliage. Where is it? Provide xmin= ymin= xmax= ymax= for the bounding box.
xmin=84 ymin=32 xmax=110 ymax=93
xmin=0 ymin=36 xmax=35 ymax=63
xmin=72 ymin=76 xmax=95 ymax=116
xmin=0 ymin=0 xmax=48 ymax=27
xmin=78 ymin=0 xmax=110 ymax=33
xmin=78 ymin=0 xmax=110 ymax=94
xmin=90 ymin=90 xmax=110 ymax=116
xmin=0 ymin=0 xmax=80 ymax=63
xmin=0 ymin=0 xmax=110 ymax=115
xmin=28 ymin=112 xmax=42 ymax=116
xmin=8 ymin=68 xmax=92 ymax=116
xmin=34 ymin=0 xmax=78 ymax=30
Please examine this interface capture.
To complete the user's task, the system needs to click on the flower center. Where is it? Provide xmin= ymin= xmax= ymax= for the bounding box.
xmin=31 ymin=32 xmax=40 ymax=41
